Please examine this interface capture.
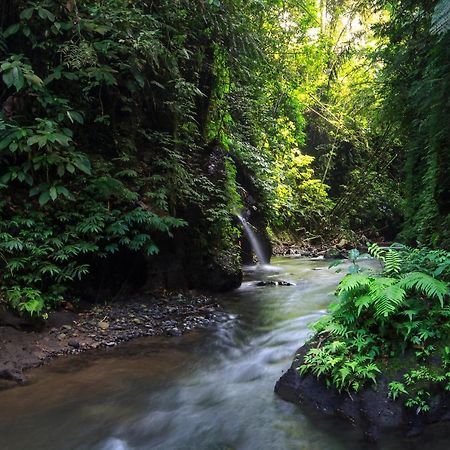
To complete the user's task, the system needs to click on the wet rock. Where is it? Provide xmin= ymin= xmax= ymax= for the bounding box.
xmin=68 ymin=340 xmax=80 ymax=349
xmin=166 ymin=328 xmax=182 ymax=337
xmin=275 ymin=343 xmax=450 ymax=441
xmin=0 ymin=366 xmax=25 ymax=383
xmin=256 ymin=280 xmax=294 ymax=287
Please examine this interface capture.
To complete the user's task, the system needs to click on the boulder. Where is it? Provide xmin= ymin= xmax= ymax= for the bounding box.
xmin=275 ymin=343 xmax=450 ymax=441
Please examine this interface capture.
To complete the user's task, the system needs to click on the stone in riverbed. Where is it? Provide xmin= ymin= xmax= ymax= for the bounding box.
xmin=68 ymin=340 xmax=80 ymax=349
xmin=166 ymin=328 xmax=182 ymax=337
xmin=98 ymin=321 xmax=109 ymax=330
xmin=256 ymin=280 xmax=295 ymax=287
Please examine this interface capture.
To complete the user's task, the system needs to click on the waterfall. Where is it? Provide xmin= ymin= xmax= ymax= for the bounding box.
xmin=237 ymin=214 xmax=269 ymax=265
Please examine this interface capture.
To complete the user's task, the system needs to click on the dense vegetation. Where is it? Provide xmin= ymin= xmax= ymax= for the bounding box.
xmin=0 ymin=0 xmax=449 ymax=316
xmin=301 ymin=244 xmax=450 ymax=411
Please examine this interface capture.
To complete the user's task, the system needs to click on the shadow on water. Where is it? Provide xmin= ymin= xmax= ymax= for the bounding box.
xmin=0 ymin=257 xmax=448 ymax=450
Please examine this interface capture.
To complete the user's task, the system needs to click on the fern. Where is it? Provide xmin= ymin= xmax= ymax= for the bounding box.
xmin=337 ymin=273 xmax=372 ymax=295
xmin=368 ymin=242 xmax=385 ymax=261
xmin=370 ymin=281 xmax=406 ymax=318
xmin=399 ymin=272 xmax=449 ymax=307
xmin=384 ymin=250 xmax=402 ymax=276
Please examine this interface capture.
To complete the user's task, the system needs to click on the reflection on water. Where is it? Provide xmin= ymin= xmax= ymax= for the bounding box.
xmin=0 ymin=258 xmax=448 ymax=450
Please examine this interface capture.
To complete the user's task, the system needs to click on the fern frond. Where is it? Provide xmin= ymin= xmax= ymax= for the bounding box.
xmin=354 ymin=294 xmax=373 ymax=316
xmin=338 ymin=273 xmax=372 ymax=295
xmin=369 ymin=278 xmax=406 ymax=318
xmin=323 ymin=322 xmax=350 ymax=336
xmin=368 ymin=242 xmax=385 ymax=262
xmin=384 ymin=250 xmax=402 ymax=276
xmin=399 ymin=272 xmax=449 ymax=307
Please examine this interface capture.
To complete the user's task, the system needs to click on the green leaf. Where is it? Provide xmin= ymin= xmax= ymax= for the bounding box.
xmin=73 ymin=156 xmax=91 ymax=175
xmin=38 ymin=8 xmax=55 ymax=22
xmin=56 ymin=186 xmax=71 ymax=198
xmin=3 ymin=24 xmax=20 ymax=38
xmin=66 ymin=111 xmax=84 ymax=124
xmin=11 ymin=66 xmax=25 ymax=91
xmin=49 ymin=187 xmax=57 ymax=201
xmin=39 ymin=191 xmax=51 ymax=206
xmin=20 ymin=8 xmax=34 ymax=20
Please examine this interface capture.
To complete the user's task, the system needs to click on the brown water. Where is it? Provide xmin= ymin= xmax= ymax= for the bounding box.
xmin=0 ymin=258 xmax=448 ymax=450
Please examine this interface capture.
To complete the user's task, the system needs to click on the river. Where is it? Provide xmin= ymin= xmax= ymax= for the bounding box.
xmin=0 ymin=257 xmax=447 ymax=450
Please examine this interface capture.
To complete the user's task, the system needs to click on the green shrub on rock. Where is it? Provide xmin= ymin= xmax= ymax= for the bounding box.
xmin=299 ymin=244 xmax=450 ymax=412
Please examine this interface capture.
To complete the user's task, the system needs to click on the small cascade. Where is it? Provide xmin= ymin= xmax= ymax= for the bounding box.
xmin=237 ymin=214 xmax=269 ymax=265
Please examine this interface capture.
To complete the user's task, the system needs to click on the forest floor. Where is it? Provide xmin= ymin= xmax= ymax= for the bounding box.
xmin=0 ymin=292 xmax=228 ymax=389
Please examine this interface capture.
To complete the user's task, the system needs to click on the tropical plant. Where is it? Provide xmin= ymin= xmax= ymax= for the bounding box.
xmin=300 ymin=245 xmax=450 ymax=410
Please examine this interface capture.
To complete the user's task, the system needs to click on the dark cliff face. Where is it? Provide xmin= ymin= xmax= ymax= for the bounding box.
xmin=74 ymin=231 xmax=242 ymax=301
xmin=275 ymin=344 xmax=450 ymax=442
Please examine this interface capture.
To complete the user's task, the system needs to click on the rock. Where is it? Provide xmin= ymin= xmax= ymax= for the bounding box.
xmin=256 ymin=280 xmax=294 ymax=287
xmin=98 ymin=321 xmax=109 ymax=330
xmin=337 ymin=239 xmax=349 ymax=248
xmin=167 ymin=328 xmax=182 ymax=337
xmin=275 ymin=343 xmax=450 ymax=441
xmin=57 ymin=333 xmax=67 ymax=340
xmin=278 ymin=280 xmax=295 ymax=286
xmin=0 ymin=366 xmax=25 ymax=383
xmin=61 ymin=324 xmax=72 ymax=331
xmin=324 ymin=248 xmax=345 ymax=259
xmin=68 ymin=340 xmax=80 ymax=349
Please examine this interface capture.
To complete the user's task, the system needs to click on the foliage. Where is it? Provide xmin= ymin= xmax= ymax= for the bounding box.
xmin=375 ymin=0 xmax=450 ymax=248
xmin=0 ymin=0 xmax=335 ymax=314
xmin=1 ymin=0 xmax=449 ymax=316
xmin=300 ymin=245 xmax=450 ymax=411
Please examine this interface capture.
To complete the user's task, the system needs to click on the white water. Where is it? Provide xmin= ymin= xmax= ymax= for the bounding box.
xmin=237 ymin=214 xmax=269 ymax=265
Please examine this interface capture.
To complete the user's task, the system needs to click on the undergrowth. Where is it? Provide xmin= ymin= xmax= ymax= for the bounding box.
xmin=299 ymin=244 xmax=450 ymax=413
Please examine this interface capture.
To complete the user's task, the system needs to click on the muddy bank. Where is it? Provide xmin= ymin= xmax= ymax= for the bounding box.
xmin=0 ymin=293 xmax=228 ymax=388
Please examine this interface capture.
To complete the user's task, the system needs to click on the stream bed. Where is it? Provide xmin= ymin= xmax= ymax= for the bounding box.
xmin=0 ymin=257 xmax=448 ymax=450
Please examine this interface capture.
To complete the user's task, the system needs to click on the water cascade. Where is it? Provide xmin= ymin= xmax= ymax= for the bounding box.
xmin=237 ymin=214 xmax=269 ymax=265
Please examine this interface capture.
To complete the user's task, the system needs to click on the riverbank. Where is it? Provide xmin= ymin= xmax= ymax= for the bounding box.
xmin=0 ymin=292 xmax=228 ymax=388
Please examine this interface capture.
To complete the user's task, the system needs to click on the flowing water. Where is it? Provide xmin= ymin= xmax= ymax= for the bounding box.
xmin=0 ymin=258 xmax=448 ymax=450
xmin=237 ymin=215 xmax=269 ymax=264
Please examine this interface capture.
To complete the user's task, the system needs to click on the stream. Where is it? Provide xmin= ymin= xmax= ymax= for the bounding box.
xmin=0 ymin=257 xmax=448 ymax=450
